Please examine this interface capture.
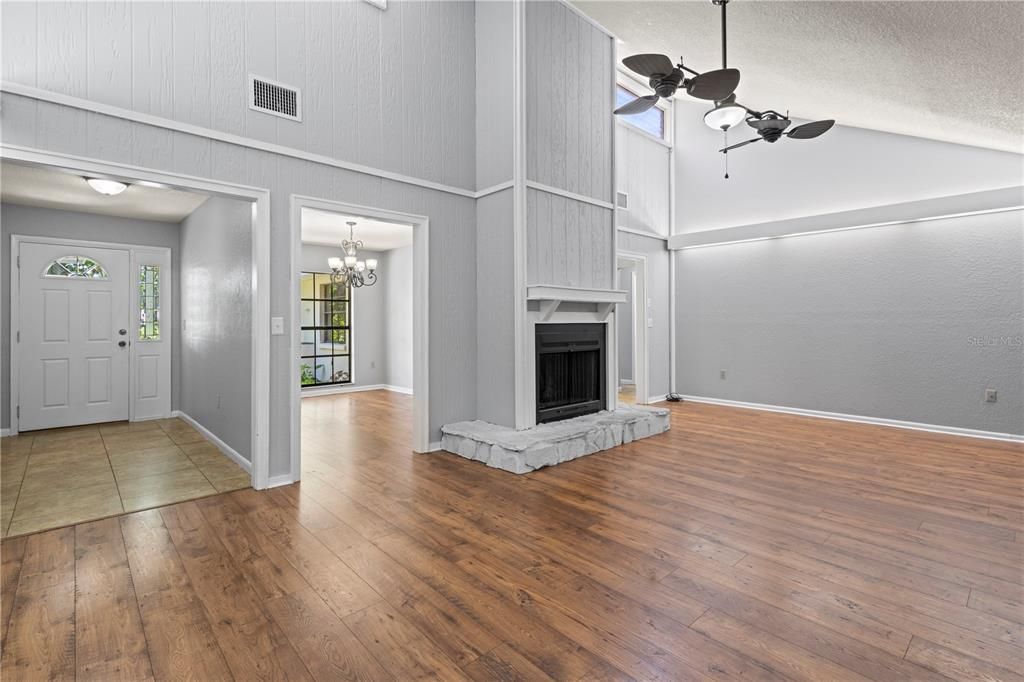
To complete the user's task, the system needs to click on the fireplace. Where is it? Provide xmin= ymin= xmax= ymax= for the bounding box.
xmin=535 ymin=323 xmax=606 ymax=424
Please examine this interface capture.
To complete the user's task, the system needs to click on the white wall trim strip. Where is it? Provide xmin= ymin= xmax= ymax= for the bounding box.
xmin=618 ymin=226 xmax=669 ymax=242
xmin=525 ymin=179 xmax=615 ymax=210
xmin=1 ymin=81 xmax=478 ymax=199
xmin=0 ymin=429 xmax=10 ymax=437
xmin=266 ymin=474 xmax=295 ymax=488
xmin=476 ymin=180 xmax=515 ymax=198
xmin=679 ymin=395 xmax=1024 ymax=443
xmin=300 ymin=383 xmax=412 ymax=397
xmin=669 ymin=186 xmax=1024 ymax=250
xmin=171 ymin=410 xmax=254 ymax=474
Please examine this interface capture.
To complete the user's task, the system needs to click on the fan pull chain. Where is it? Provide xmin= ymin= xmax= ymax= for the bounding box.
xmin=723 ymin=130 xmax=730 ymax=179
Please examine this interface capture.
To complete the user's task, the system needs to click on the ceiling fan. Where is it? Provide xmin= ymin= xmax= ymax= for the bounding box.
xmin=717 ymin=108 xmax=835 ymax=153
xmin=614 ymin=54 xmax=740 ymax=115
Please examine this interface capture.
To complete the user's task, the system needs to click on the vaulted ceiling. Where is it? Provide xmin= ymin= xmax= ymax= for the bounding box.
xmin=572 ymin=0 xmax=1024 ymax=154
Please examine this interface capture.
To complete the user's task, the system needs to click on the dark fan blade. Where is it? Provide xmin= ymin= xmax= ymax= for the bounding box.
xmin=686 ymin=68 xmax=740 ymax=101
xmin=787 ymin=119 xmax=835 ymax=139
xmin=622 ymin=53 xmax=676 ymax=78
xmin=718 ymin=137 xmax=762 ymax=153
xmin=614 ymin=94 xmax=659 ymax=116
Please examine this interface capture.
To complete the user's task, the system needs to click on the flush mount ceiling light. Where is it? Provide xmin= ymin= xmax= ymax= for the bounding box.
xmin=328 ymin=221 xmax=379 ymax=288
xmin=85 ymin=178 xmax=129 ymax=196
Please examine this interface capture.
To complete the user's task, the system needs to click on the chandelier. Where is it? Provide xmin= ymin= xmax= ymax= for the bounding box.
xmin=328 ymin=221 xmax=378 ymax=288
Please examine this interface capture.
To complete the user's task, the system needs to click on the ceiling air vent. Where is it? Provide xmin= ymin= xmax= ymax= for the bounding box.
xmin=616 ymin=191 xmax=629 ymax=210
xmin=248 ymin=74 xmax=302 ymax=122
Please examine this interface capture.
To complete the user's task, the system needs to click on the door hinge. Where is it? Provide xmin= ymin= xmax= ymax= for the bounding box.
xmin=16 ymin=406 xmax=19 ymax=418
xmin=15 ymin=331 xmax=19 ymax=343
xmin=16 ymin=255 xmax=20 ymax=268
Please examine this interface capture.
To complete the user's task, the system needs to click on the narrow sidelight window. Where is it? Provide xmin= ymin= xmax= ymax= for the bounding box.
xmin=138 ymin=265 xmax=160 ymax=340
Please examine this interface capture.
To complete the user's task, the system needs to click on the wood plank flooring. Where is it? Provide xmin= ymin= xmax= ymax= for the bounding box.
xmin=1 ymin=390 xmax=1021 ymax=680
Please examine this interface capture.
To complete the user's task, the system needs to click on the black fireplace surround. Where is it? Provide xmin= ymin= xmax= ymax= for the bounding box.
xmin=535 ymin=323 xmax=606 ymax=424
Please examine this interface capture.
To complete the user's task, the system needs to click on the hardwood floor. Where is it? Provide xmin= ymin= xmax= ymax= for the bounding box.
xmin=2 ymin=389 xmax=1021 ymax=680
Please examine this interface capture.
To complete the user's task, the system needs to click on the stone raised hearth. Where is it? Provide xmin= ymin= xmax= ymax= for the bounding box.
xmin=441 ymin=405 xmax=670 ymax=474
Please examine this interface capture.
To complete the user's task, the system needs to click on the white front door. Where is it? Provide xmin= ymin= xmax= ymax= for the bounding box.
xmin=18 ymin=242 xmax=131 ymax=430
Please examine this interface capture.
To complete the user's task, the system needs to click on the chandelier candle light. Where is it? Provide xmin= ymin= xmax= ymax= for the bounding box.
xmin=328 ymin=221 xmax=379 ymax=288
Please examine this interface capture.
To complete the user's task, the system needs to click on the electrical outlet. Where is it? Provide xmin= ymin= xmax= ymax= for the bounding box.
xmin=985 ymin=389 xmax=997 ymax=403
xmin=720 ymin=369 xmax=727 ymax=380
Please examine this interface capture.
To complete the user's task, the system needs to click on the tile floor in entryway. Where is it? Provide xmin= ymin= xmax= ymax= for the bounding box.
xmin=0 ymin=417 xmax=250 ymax=538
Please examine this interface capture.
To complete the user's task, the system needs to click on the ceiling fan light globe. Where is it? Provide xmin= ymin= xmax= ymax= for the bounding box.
xmin=703 ymin=103 xmax=746 ymax=131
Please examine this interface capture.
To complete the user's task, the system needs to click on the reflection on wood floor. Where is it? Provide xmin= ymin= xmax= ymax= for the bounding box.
xmin=1 ymin=389 xmax=1021 ymax=680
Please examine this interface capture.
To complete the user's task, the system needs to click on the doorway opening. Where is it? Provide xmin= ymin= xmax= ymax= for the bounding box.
xmin=289 ymin=196 xmax=429 ymax=485
xmin=1 ymin=150 xmax=270 ymax=536
xmin=616 ymin=252 xmax=649 ymax=405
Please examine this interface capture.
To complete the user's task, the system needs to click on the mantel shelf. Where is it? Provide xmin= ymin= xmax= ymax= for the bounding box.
xmin=526 ymin=285 xmax=628 ymax=305
xmin=526 ymin=285 xmax=627 ymax=322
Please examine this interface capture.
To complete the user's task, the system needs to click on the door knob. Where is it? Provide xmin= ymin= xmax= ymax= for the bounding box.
xmin=119 ymin=329 xmax=127 ymax=335
xmin=118 ymin=341 xmax=127 ymax=348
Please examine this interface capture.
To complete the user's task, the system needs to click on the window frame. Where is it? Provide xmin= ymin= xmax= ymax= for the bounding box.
xmin=137 ymin=264 xmax=161 ymax=341
xmin=299 ymin=271 xmax=353 ymax=388
xmin=41 ymin=255 xmax=110 ymax=280
xmin=615 ymin=75 xmax=673 ymax=147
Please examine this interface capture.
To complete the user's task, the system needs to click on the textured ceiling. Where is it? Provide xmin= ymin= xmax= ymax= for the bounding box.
xmin=572 ymin=0 xmax=1024 ymax=153
xmin=1 ymin=162 xmax=208 ymax=222
xmin=302 ymin=208 xmax=413 ymax=252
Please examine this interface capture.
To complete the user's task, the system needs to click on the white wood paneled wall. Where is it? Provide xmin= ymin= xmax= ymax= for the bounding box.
xmin=616 ymin=125 xmax=671 ymax=237
xmin=1 ymin=0 xmax=476 ymax=190
xmin=523 ymin=0 xmax=615 ymax=289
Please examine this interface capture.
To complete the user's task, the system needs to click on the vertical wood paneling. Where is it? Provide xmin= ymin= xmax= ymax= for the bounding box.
xmin=209 ymin=1 xmax=246 ymax=135
xmin=617 ymin=125 xmax=671 ymax=236
xmin=304 ymin=1 xmax=335 ymax=158
xmin=356 ymin=1 xmax=384 ymax=168
xmin=379 ymin=3 xmax=404 ymax=175
xmin=243 ymin=1 xmax=277 ymax=142
xmin=332 ymin=0 xmax=358 ymax=165
xmin=131 ymin=1 xmax=173 ymax=117
xmin=87 ymin=2 xmax=132 ymax=109
xmin=37 ymin=1 xmax=86 ymax=96
xmin=527 ymin=189 xmax=613 ymax=289
xmin=275 ymin=0 xmax=306 ymax=150
xmin=1 ymin=1 xmax=37 ymax=85
xmin=172 ymin=0 xmax=211 ymax=127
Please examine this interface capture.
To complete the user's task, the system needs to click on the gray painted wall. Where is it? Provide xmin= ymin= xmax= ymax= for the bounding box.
xmin=2 ymin=0 xmax=478 ymax=474
xmin=301 ymin=243 xmax=387 ymax=388
xmin=616 ymin=266 xmax=634 ymax=383
xmin=1 ymin=202 xmax=184 ymax=429
xmin=672 ymin=99 xmax=1024 ymax=435
xmin=675 ymin=210 xmax=1024 ymax=435
xmin=384 ymin=244 xmax=414 ymax=390
xmin=476 ymin=190 xmax=516 ymax=426
xmin=180 ymin=196 xmax=253 ymax=459
xmin=1 ymin=0 xmax=476 ymax=191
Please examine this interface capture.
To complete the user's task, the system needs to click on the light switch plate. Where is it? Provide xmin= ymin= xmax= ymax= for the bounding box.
xmin=271 ymin=316 xmax=285 ymax=335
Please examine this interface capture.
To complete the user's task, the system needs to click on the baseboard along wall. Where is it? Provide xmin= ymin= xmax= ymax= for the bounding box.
xmin=171 ymin=410 xmax=254 ymax=473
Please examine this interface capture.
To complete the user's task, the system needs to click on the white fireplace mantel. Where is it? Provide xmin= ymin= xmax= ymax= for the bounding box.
xmin=526 ymin=285 xmax=628 ymax=321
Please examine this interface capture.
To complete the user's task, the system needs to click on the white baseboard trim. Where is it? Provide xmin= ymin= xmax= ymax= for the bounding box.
xmin=266 ymin=474 xmax=296 ymax=488
xmin=619 ymin=380 xmax=635 ymax=386
xmin=647 ymin=396 xmax=668 ymax=405
xmin=301 ymin=383 xmax=412 ymax=398
xmin=427 ymin=441 xmax=443 ymax=452
xmin=0 ymin=428 xmax=10 ymax=437
xmin=171 ymin=410 xmax=254 ymax=473
xmin=679 ymin=395 xmax=1024 ymax=443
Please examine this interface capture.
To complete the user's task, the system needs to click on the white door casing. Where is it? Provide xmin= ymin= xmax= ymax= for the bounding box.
xmin=18 ymin=242 xmax=131 ymax=430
